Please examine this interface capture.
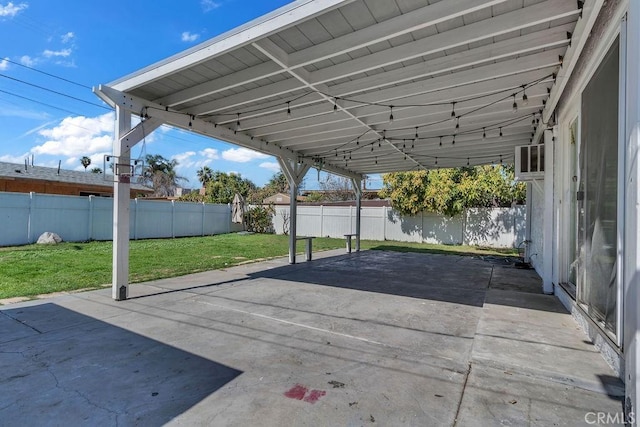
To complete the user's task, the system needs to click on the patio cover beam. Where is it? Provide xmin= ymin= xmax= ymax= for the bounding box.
xmin=94 ymin=85 xmax=362 ymax=182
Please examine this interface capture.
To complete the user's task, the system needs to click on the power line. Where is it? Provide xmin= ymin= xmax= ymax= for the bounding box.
xmin=0 ymin=57 xmax=92 ymax=89
xmin=0 ymin=88 xmax=86 ymax=116
xmin=0 ymin=73 xmax=110 ymax=110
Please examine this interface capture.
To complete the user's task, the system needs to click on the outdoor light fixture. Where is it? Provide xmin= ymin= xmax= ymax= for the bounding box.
xmin=522 ymin=85 xmax=529 ymax=105
xmin=287 ymin=101 xmax=291 ymax=118
xmin=389 ymin=106 xmax=394 ymax=123
xmin=499 ymin=127 xmax=503 ymax=138
xmin=512 ymin=94 xmax=518 ymax=112
xmin=483 ymin=127 xmax=486 ymax=139
xmin=333 ymin=97 xmax=338 ymax=113
xmin=439 ymin=136 xmax=442 ymax=147
xmin=451 ymin=102 xmax=456 ymax=118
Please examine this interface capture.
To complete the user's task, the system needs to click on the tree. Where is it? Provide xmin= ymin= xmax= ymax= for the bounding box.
xmin=90 ymin=167 xmax=102 ymax=174
xmin=317 ymin=175 xmax=353 ymax=201
xmin=196 ymin=166 xmax=213 ymax=187
xmin=140 ymin=154 xmax=187 ymax=197
xmin=245 ymin=171 xmax=306 ymax=204
xmin=80 ymin=156 xmax=91 ymax=171
xmin=380 ymin=165 xmax=525 ymax=217
xmin=204 ymin=171 xmax=256 ymax=204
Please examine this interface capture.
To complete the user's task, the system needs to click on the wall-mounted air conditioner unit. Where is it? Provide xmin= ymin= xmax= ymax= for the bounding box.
xmin=515 ymin=144 xmax=545 ymax=181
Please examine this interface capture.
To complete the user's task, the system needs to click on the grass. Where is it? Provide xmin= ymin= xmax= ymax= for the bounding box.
xmin=0 ymin=233 xmax=517 ymax=300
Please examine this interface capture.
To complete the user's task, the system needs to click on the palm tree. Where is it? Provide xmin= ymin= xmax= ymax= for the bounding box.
xmin=197 ymin=166 xmax=213 ymax=187
xmin=80 ymin=156 xmax=91 ymax=171
xmin=141 ymin=154 xmax=187 ymax=197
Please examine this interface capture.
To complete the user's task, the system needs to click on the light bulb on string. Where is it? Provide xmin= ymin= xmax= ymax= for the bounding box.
xmin=415 ymin=127 xmax=419 ymax=141
xmin=522 ymin=85 xmax=529 ymax=105
xmin=286 ymin=102 xmax=291 ymax=118
xmin=482 ymin=127 xmax=486 ymax=139
xmin=439 ymin=136 xmax=442 ymax=147
xmin=389 ymin=106 xmax=394 ymax=123
xmin=236 ymin=113 xmax=241 ymax=132
xmin=435 ymin=157 xmax=438 ymax=166
xmin=452 ymin=135 xmax=456 ymax=145
xmin=499 ymin=127 xmax=503 ymax=138
xmin=455 ymin=116 xmax=460 ymax=130
xmin=333 ymin=97 xmax=339 ymax=113
xmin=512 ymin=94 xmax=518 ymax=113
xmin=451 ymin=102 xmax=456 ymax=118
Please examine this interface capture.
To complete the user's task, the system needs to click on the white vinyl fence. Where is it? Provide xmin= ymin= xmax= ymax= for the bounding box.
xmin=273 ymin=205 xmax=526 ymax=248
xmin=0 ymin=192 xmax=242 ymax=247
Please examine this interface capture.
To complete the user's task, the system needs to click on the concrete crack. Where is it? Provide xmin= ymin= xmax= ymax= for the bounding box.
xmin=452 ymin=362 xmax=472 ymax=427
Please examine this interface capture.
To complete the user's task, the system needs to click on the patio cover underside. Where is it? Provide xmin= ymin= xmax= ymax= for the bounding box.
xmin=95 ymin=0 xmax=592 ymax=179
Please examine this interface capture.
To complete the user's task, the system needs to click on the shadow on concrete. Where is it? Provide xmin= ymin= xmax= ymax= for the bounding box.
xmin=0 ymin=303 xmax=241 ymax=425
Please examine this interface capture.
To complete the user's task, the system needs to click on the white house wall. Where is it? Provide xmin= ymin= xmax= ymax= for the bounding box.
xmin=528 ymin=182 xmax=545 ymax=277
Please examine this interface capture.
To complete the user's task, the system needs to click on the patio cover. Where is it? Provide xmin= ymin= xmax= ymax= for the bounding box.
xmin=95 ymin=0 xmax=594 ymax=175
xmin=93 ymin=0 xmax=602 ymax=300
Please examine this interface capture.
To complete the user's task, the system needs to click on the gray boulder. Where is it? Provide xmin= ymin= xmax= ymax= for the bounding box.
xmin=37 ymin=232 xmax=63 ymax=245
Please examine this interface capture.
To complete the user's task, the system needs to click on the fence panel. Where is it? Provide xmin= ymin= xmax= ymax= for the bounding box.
xmin=204 ymin=204 xmax=233 ymax=235
xmin=361 ymin=207 xmax=385 ymax=240
xmin=174 ymin=202 xmax=205 ymax=237
xmin=30 ymin=193 xmax=90 ymax=243
xmin=384 ymin=209 xmax=422 ymax=243
xmin=0 ymin=192 xmax=30 ymax=246
xmin=422 ymin=212 xmax=464 ymax=245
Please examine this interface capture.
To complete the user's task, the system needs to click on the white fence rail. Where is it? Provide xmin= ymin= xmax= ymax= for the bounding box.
xmin=0 ymin=192 xmax=242 ymax=247
xmin=274 ymin=205 xmax=526 ymax=248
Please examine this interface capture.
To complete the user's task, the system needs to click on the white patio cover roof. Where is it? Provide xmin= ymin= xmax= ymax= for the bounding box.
xmin=95 ymin=0 xmax=594 ymax=179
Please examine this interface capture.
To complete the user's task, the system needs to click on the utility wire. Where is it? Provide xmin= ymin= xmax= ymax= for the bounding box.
xmin=0 ymin=57 xmax=92 ymax=89
xmin=0 ymin=73 xmax=110 ymax=110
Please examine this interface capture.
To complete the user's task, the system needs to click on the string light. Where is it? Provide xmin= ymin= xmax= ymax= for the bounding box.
xmin=414 ymin=127 xmax=419 ymax=141
xmin=467 ymin=158 xmax=470 ymax=166
xmin=452 ymin=135 xmax=456 ymax=145
xmin=333 ymin=97 xmax=339 ymax=113
xmin=375 ymin=156 xmax=378 ymax=165
xmin=286 ymin=101 xmax=291 ymax=118
xmin=499 ymin=127 xmax=503 ymax=138
xmin=435 ymin=157 xmax=438 ymax=165
xmin=512 ymin=94 xmax=518 ymax=113
xmin=439 ymin=136 xmax=442 ymax=147
xmin=389 ymin=106 xmax=394 ymax=123
xmin=482 ymin=127 xmax=486 ymax=139
xmin=451 ymin=102 xmax=456 ymax=118
xmin=235 ymin=113 xmax=241 ymax=133
xmin=356 ymin=137 xmax=360 ymax=145
xmin=522 ymin=85 xmax=529 ymax=105
xmin=455 ymin=116 xmax=460 ymax=130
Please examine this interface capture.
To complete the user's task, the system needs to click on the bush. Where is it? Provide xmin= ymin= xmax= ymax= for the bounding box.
xmin=244 ymin=205 xmax=275 ymax=233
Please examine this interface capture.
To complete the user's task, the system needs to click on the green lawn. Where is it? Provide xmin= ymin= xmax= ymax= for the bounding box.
xmin=0 ymin=233 xmax=517 ymax=300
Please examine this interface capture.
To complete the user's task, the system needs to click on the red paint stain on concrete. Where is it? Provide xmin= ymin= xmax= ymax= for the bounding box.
xmin=284 ymin=385 xmax=326 ymax=404
xmin=284 ymin=384 xmax=308 ymax=400
xmin=303 ymin=389 xmax=326 ymax=404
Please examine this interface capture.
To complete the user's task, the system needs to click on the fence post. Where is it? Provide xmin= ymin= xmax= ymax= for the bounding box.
xmin=462 ymin=208 xmax=467 ymax=245
xmin=320 ymin=205 xmax=324 ymax=237
xmin=88 ymin=195 xmax=94 ymax=241
xmin=202 ymin=202 xmax=206 ymax=236
xmin=383 ymin=206 xmax=387 ymax=241
xmin=27 ymin=192 xmax=35 ymax=243
xmin=421 ymin=210 xmax=425 ymax=243
xmin=171 ymin=200 xmax=175 ymax=238
xmin=228 ymin=203 xmax=231 ymax=233
xmin=133 ymin=198 xmax=138 ymax=241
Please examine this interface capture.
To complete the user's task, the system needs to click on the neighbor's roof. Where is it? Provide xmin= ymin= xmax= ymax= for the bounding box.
xmin=96 ymin=0 xmax=598 ymax=178
xmin=0 ymin=162 xmax=152 ymax=192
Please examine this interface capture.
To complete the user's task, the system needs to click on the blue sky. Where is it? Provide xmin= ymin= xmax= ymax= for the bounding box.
xmin=0 ymin=0 xmax=379 ymax=189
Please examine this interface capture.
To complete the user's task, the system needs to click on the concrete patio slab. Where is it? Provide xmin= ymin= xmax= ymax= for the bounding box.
xmin=0 ymin=249 xmax=622 ymax=426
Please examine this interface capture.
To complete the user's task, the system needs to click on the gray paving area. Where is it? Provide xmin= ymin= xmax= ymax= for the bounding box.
xmin=0 ymin=249 xmax=623 ymax=426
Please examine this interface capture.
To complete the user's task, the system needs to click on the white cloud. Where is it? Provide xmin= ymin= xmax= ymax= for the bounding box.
xmin=201 ymin=0 xmax=221 ymax=12
xmin=19 ymin=55 xmax=35 ymax=67
xmin=222 ymin=147 xmax=268 ymax=163
xmin=0 ymin=152 xmax=30 ymax=163
xmin=43 ymin=48 xmax=72 ymax=58
xmin=32 ymin=113 xmax=115 ymax=157
xmin=181 ymin=31 xmax=199 ymax=42
xmin=199 ymin=148 xmax=219 ymax=160
xmin=61 ymin=31 xmax=74 ymax=43
xmin=259 ymin=161 xmax=280 ymax=173
xmin=0 ymin=2 xmax=27 ymax=18
xmin=0 ymin=57 xmax=8 ymax=70
xmin=172 ymin=148 xmax=220 ymax=170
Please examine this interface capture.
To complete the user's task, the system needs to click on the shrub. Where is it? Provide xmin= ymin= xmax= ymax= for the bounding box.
xmin=244 ymin=205 xmax=275 ymax=233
